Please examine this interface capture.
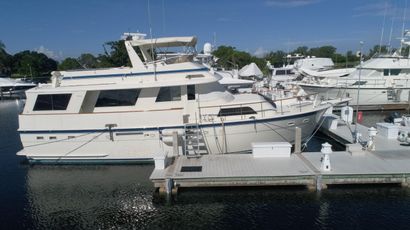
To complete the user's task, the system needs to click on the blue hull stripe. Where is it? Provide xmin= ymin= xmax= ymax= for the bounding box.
xmin=19 ymin=111 xmax=320 ymax=134
xmin=27 ymin=158 xmax=153 ymax=165
xmin=62 ymin=68 xmax=208 ymax=80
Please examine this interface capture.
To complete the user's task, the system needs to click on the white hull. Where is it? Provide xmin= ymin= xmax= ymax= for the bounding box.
xmin=18 ymin=108 xmax=326 ymax=163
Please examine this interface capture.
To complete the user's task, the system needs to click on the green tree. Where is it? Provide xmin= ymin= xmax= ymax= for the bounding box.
xmin=0 ymin=40 xmax=12 ymax=76
xmin=292 ymin=46 xmax=309 ymax=56
xmin=368 ymin=45 xmax=388 ymax=57
xmin=99 ymin=40 xmax=132 ymax=67
xmin=58 ymin=57 xmax=82 ymax=70
xmin=78 ymin=53 xmax=98 ymax=68
xmin=12 ymin=51 xmax=57 ymax=78
xmin=308 ymin=46 xmax=337 ymax=58
xmin=265 ymin=50 xmax=286 ymax=67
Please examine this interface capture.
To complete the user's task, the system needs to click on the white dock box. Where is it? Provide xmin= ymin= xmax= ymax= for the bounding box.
xmin=376 ymin=123 xmax=399 ymax=139
xmin=252 ymin=142 xmax=292 ymax=158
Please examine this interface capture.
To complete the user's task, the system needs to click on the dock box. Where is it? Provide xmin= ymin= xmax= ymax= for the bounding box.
xmin=376 ymin=123 xmax=399 ymax=139
xmin=252 ymin=142 xmax=292 ymax=158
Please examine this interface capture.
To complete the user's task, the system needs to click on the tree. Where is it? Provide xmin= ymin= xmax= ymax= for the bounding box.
xmin=100 ymin=40 xmax=132 ymax=66
xmin=12 ymin=51 xmax=57 ymax=78
xmin=265 ymin=50 xmax=286 ymax=67
xmin=78 ymin=53 xmax=98 ymax=69
xmin=0 ymin=40 xmax=12 ymax=76
xmin=368 ymin=45 xmax=388 ymax=58
xmin=308 ymin=46 xmax=337 ymax=58
xmin=292 ymin=46 xmax=309 ymax=56
xmin=58 ymin=57 xmax=82 ymax=70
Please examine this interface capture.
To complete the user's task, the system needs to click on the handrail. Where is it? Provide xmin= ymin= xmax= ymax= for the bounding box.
xmin=198 ymin=93 xmax=318 ymax=109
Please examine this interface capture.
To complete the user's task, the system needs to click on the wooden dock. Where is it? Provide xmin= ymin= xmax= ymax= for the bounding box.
xmin=150 ymin=115 xmax=410 ymax=195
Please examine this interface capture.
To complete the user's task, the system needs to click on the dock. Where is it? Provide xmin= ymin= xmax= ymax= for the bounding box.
xmin=150 ymin=113 xmax=410 ymax=196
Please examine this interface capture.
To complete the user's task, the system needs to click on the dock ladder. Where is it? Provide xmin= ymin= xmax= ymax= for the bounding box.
xmin=183 ymin=123 xmax=208 ymax=156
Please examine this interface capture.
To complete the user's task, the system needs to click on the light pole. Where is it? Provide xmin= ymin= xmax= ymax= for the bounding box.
xmin=354 ymin=41 xmax=364 ymax=142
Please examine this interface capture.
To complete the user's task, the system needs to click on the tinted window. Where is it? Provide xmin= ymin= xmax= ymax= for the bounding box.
xmin=187 ymin=85 xmax=195 ymax=100
xmin=391 ymin=69 xmax=401 ymax=75
xmin=276 ymin=70 xmax=286 ymax=75
xmin=218 ymin=107 xmax=257 ymax=117
xmin=352 ymin=81 xmax=367 ymax=86
xmin=33 ymin=94 xmax=71 ymax=111
xmin=95 ymin=89 xmax=140 ymax=107
xmin=156 ymin=86 xmax=181 ymax=102
xmin=384 ymin=69 xmax=402 ymax=76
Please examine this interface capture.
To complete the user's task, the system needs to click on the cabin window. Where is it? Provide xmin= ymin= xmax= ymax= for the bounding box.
xmin=384 ymin=69 xmax=402 ymax=76
xmin=217 ymin=107 xmax=257 ymax=117
xmin=33 ymin=94 xmax=71 ymax=111
xmin=156 ymin=86 xmax=181 ymax=102
xmin=95 ymin=89 xmax=140 ymax=107
xmin=352 ymin=81 xmax=367 ymax=86
xmin=187 ymin=85 xmax=196 ymax=100
xmin=276 ymin=70 xmax=286 ymax=75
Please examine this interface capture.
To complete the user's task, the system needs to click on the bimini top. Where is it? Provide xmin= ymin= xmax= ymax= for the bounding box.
xmin=124 ymin=33 xmax=197 ymax=48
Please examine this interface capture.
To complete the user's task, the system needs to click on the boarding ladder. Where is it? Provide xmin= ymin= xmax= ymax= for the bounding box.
xmin=184 ymin=123 xmax=208 ymax=156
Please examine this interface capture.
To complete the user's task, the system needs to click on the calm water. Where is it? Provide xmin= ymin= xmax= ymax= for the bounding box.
xmin=1 ymin=100 xmax=409 ymax=229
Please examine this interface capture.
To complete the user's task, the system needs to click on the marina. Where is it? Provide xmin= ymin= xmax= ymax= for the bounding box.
xmin=2 ymin=0 xmax=410 ymax=229
xmin=1 ymin=99 xmax=410 ymax=229
xmin=150 ymin=111 xmax=410 ymax=196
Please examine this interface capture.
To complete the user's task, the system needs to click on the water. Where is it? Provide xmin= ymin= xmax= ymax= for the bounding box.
xmin=1 ymin=100 xmax=409 ymax=229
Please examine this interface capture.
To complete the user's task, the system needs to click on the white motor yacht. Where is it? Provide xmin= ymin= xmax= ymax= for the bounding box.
xmin=0 ymin=77 xmax=36 ymax=99
xmin=17 ymin=32 xmax=336 ymax=164
xmin=296 ymin=52 xmax=410 ymax=110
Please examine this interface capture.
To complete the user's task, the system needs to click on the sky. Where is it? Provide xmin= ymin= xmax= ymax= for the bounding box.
xmin=0 ymin=0 xmax=409 ymax=61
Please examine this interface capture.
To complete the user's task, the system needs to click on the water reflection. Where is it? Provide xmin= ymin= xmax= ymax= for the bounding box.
xmin=26 ymin=165 xmax=156 ymax=229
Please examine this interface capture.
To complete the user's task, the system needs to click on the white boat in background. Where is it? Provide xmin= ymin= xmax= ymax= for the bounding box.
xmin=0 ymin=78 xmax=36 ymax=99
xmin=296 ymin=51 xmax=410 ymax=110
xmin=17 ymin=32 xmax=337 ymax=164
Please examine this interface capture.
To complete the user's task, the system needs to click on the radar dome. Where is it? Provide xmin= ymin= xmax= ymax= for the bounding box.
xmin=204 ymin=42 xmax=212 ymax=54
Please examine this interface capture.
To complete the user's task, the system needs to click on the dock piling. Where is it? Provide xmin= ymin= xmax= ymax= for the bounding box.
xmin=294 ymin=127 xmax=302 ymax=154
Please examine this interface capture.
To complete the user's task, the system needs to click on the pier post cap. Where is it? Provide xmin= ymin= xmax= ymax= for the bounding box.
xmin=368 ymin=127 xmax=377 ymax=137
xmin=321 ymin=142 xmax=332 ymax=154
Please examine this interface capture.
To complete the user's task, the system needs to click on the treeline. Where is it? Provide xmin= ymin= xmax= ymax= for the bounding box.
xmin=0 ymin=41 xmax=57 ymax=78
xmin=212 ymin=45 xmax=388 ymax=75
xmin=0 ymin=38 xmax=406 ymax=80
xmin=0 ymin=40 xmax=131 ymax=80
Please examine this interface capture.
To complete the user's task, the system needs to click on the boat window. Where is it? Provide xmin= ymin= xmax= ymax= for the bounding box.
xmin=187 ymin=85 xmax=195 ymax=100
xmin=276 ymin=70 xmax=286 ymax=75
xmin=95 ymin=89 xmax=140 ymax=107
xmin=384 ymin=69 xmax=402 ymax=76
xmin=156 ymin=86 xmax=181 ymax=102
xmin=352 ymin=81 xmax=367 ymax=86
xmin=33 ymin=94 xmax=72 ymax=111
xmin=217 ymin=107 xmax=257 ymax=117
xmin=390 ymin=69 xmax=401 ymax=75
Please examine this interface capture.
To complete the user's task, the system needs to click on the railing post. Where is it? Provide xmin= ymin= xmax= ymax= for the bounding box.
xmin=280 ymin=99 xmax=283 ymax=115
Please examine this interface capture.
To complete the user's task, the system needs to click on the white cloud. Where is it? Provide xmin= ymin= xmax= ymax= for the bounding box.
xmin=254 ymin=47 xmax=267 ymax=57
xmin=35 ymin=45 xmax=63 ymax=61
xmin=265 ymin=0 xmax=322 ymax=8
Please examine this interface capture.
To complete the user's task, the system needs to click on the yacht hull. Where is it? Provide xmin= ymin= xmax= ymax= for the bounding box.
xmin=17 ymin=108 xmax=327 ymax=164
xmin=300 ymin=84 xmax=410 ymax=110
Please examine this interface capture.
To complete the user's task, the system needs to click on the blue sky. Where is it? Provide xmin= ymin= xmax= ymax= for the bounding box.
xmin=0 ymin=0 xmax=409 ymax=60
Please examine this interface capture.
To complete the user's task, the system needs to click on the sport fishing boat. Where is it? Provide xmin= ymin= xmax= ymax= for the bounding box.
xmin=17 ymin=32 xmax=335 ymax=164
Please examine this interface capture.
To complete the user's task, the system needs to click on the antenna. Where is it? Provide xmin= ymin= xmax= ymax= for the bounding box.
xmin=379 ymin=1 xmax=388 ymax=53
xmin=147 ymin=0 xmax=157 ymax=80
xmin=388 ymin=5 xmax=396 ymax=53
xmin=400 ymin=0 xmax=408 ymax=55
xmin=161 ymin=0 xmax=166 ymax=35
